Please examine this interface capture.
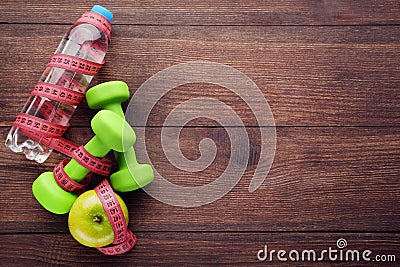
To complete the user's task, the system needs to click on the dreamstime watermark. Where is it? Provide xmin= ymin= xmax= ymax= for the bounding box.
xmin=125 ymin=61 xmax=276 ymax=207
xmin=257 ymin=238 xmax=396 ymax=263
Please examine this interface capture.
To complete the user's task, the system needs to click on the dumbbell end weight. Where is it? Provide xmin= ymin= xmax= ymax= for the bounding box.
xmin=91 ymin=110 xmax=136 ymax=152
xmin=32 ymin=172 xmax=77 ymax=214
xmin=86 ymin=81 xmax=129 ymax=117
xmin=110 ymin=164 xmax=154 ymax=192
xmin=110 ymin=149 xmax=154 ymax=192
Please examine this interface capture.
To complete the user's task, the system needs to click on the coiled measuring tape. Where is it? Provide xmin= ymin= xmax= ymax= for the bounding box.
xmin=11 ymin=11 xmax=115 ymax=191
xmin=12 ymin=12 xmax=137 ymax=255
xmin=14 ymin=65 xmax=103 ymax=157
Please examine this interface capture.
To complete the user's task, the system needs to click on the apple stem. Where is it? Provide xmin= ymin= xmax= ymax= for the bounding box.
xmin=93 ymin=216 xmax=102 ymax=223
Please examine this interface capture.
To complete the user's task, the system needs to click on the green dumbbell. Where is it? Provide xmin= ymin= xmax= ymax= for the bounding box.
xmin=32 ymin=110 xmax=136 ymax=214
xmin=86 ymin=81 xmax=154 ymax=192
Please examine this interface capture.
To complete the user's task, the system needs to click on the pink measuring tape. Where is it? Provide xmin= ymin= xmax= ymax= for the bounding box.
xmin=31 ymin=82 xmax=84 ymax=106
xmin=73 ymin=11 xmax=112 ymax=40
xmin=47 ymin=54 xmax=104 ymax=76
xmin=13 ymin=57 xmax=103 ymax=157
xmin=95 ymin=180 xmax=137 ymax=255
xmin=54 ymin=159 xmax=89 ymax=194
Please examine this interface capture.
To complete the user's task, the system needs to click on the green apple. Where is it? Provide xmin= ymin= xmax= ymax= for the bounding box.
xmin=68 ymin=189 xmax=129 ymax=248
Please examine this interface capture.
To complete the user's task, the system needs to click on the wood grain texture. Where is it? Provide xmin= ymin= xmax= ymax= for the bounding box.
xmin=0 ymin=233 xmax=398 ymax=266
xmin=1 ymin=126 xmax=398 ymax=233
xmin=1 ymin=24 xmax=399 ymax=127
xmin=0 ymin=0 xmax=399 ymax=265
xmin=0 ymin=0 xmax=399 ymax=25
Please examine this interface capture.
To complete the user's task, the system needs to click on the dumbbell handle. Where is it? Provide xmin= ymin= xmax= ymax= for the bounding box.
xmin=115 ymin=148 xmax=138 ymax=168
xmin=99 ymin=101 xmax=140 ymax=168
xmin=102 ymin=103 xmax=124 ymax=117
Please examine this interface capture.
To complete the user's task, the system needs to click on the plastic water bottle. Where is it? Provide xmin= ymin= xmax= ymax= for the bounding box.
xmin=6 ymin=5 xmax=113 ymax=163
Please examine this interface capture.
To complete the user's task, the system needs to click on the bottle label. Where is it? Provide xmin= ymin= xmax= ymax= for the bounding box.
xmin=74 ymin=11 xmax=112 ymax=40
xmin=95 ymin=179 xmax=137 ymax=255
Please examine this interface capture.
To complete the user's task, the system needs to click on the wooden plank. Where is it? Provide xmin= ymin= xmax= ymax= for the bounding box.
xmin=0 ymin=1 xmax=399 ymax=25
xmin=0 ymin=233 xmax=398 ymax=266
xmin=1 ymin=25 xmax=399 ymax=127
xmin=1 ymin=126 xmax=398 ymax=233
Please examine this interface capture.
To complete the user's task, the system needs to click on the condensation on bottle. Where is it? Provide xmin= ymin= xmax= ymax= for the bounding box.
xmin=5 ymin=5 xmax=113 ymax=163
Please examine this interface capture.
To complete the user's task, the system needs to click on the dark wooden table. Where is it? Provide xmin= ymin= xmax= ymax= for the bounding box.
xmin=0 ymin=1 xmax=399 ymax=266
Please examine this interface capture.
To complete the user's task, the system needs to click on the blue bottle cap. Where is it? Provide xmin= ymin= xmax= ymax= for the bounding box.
xmin=91 ymin=5 xmax=113 ymax=23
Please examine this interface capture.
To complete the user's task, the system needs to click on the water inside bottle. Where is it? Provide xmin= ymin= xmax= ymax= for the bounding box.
xmin=6 ymin=23 xmax=108 ymax=162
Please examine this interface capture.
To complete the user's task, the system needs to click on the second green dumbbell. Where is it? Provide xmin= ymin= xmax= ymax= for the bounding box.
xmin=86 ymin=81 xmax=154 ymax=192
